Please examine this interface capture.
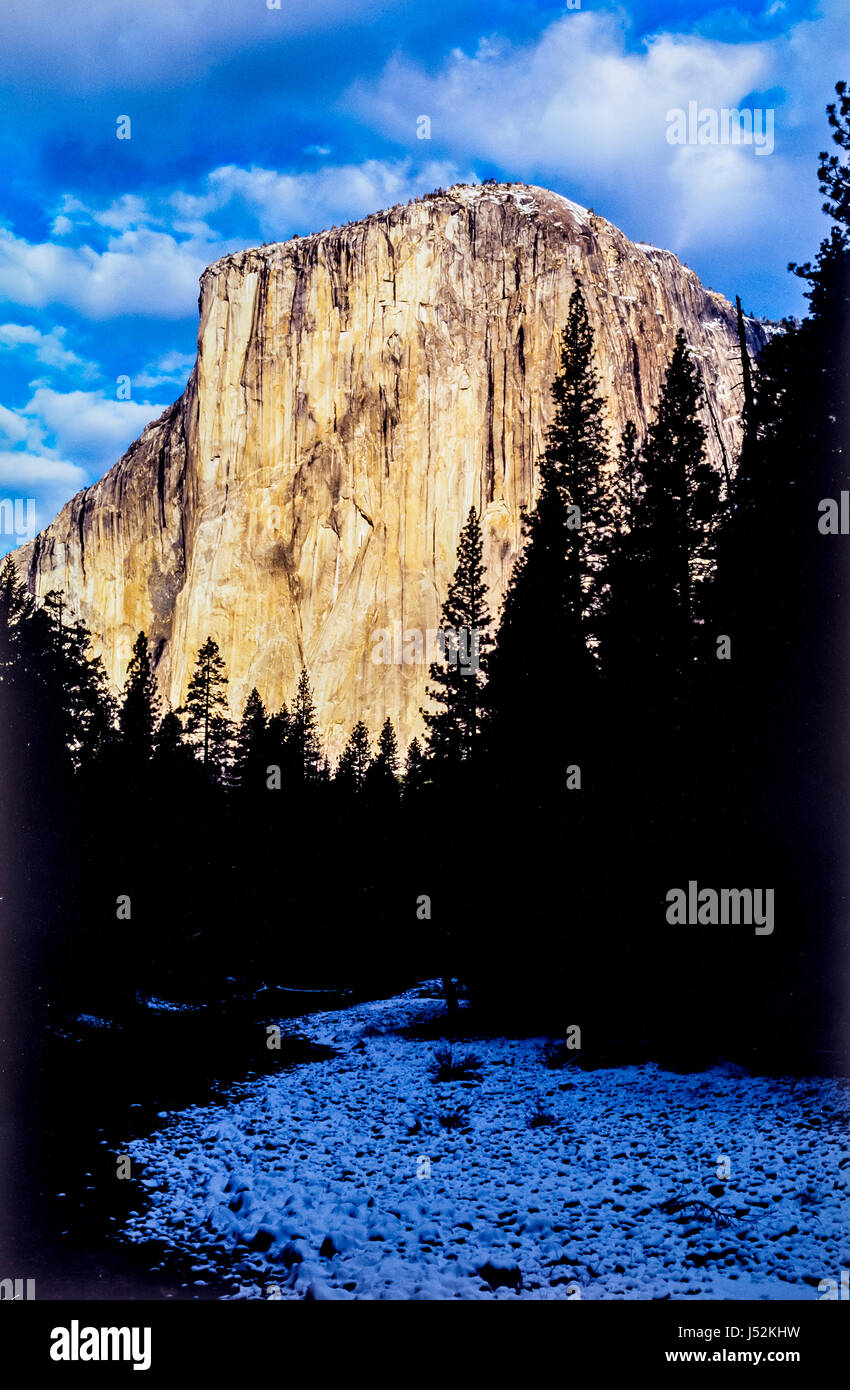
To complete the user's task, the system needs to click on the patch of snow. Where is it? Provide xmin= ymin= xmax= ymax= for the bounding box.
xmin=548 ymin=191 xmax=590 ymax=221
xmin=118 ymin=986 xmax=850 ymax=1301
xmin=142 ymin=998 xmax=206 ymax=1013
xmin=756 ymin=321 xmax=786 ymax=340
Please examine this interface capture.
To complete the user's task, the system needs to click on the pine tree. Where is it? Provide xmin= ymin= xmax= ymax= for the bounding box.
xmin=421 ymin=506 xmax=492 ymax=777
xmin=265 ymin=703 xmax=291 ymax=786
xmin=119 ymin=631 xmax=160 ymax=760
xmin=598 ymin=327 xmax=722 ymax=936
xmin=365 ymin=717 xmax=400 ymax=803
xmin=616 ymin=419 xmax=641 ymax=530
xmin=603 ymin=332 xmax=720 ymax=704
xmin=547 ymin=286 xmax=612 ymax=616
xmin=486 ymin=288 xmax=609 ymax=775
xmin=41 ymin=590 xmax=116 ymax=767
xmin=234 ymin=687 xmax=268 ymax=790
xmin=153 ymin=710 xmax=187 ymax=761
xmin=815 ymin=79 xmax=850 ymax=228
xmin=403 ymin=737 xmax=427 ymax=796
xmin=0 ymin=557 xmax=68 ymax=776
xmin=267 ymin=704 xmax=290 ymax=749
xmin=336 ymin=719 xmax=372 ymax=791
xmin=0 ymin=555 xmax=35 ymax=678
xmin=290 ymin=667 xmax=324 ymax=783
xmin=633 ymin=330 xmax=719 ymax=673
xmin=689 ymin=83 xmax=850 ymax=1065
xmin=374 ymin=717 xmax=399 ymax=776
xmin=180 ymin=636 xmax=231 ymax=774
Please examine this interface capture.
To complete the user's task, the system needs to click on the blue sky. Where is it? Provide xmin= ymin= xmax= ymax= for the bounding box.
xmin=0 ymin=0 xmax=847 ymax=552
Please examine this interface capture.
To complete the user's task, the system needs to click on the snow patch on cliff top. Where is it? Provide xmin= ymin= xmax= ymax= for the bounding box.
xmin=440 ymin=182 xmax=589 ymax=222
xmin=201 ymin=182 xmax=596 ymax=280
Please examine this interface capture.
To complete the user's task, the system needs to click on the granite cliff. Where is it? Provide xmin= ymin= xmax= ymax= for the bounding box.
xmin=14 ymin=182 xmax=766 ymax=757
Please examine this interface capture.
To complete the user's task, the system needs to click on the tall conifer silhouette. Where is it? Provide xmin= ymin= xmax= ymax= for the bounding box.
xmin=421 ymin=506 xmax=492 ymax=778
xmin=234 ymin=687 xmax=268 ymax=790
xmin=119 ymin=631 xmax=160 ymax=761
xmin=290 ymin=667 xmax=324 ymax=783
xmin=487 ymin=287 xmax=609 ymax=778
xmin=336 ymin=719 xmax=372 ymax=791
xmin=180 ymin=636 xmax=231 ymax=774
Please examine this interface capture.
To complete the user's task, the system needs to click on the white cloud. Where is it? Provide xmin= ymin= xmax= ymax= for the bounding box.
xmin=90 ymin=194 xmax=159 ymax=232
xmin=349 ymin=15 xmax=772 ymax=236
xmin=0 ymin=385 xmax=170 ymax=553
xmin=0 ymin=322 xmax=93 ymax=373
xmin=19 ymin=388 xmax=169 ymax=469
xmin=0 ymin=449 xmax=87 ymax=491
xmin=0 ymin=402 xmax=31 ymax=447
xmin=202 ymin=156 xmax=468 ymax=235
xmin=0 ymin=385 xmax=170 ymax=552
xmin=0 ymin=223 xmax=226 ymax=320
xmin=357 ymin=15 xmax=762 ymax=161
xmin=164 ymin=156 xmax=467 ymax=239
xmin=0 ymin=448 xmax=89 ymax=551
xmin=134 ymin=351 xmax=197 ymax=391
xmin=665 ymin=142 xmax=792 ymax=252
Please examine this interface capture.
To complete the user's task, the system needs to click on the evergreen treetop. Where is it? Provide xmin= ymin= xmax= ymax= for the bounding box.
xmin=119 ymin=631 xmax=160 ymax=760
xmin=421 ymin=505 xmax=493 ymax=772
xmin=180 ymin=636 xmax=231 ymax=774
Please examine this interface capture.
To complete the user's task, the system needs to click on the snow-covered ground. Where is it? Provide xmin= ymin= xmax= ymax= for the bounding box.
xmin=118 ymin=986 xmax=850 ymax=1300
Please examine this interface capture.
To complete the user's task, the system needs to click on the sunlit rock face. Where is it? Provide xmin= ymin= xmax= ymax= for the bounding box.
xmin=13 ymin=183 xmax=765 ymax=758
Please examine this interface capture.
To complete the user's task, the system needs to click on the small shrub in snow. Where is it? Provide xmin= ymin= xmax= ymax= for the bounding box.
xmin=526 ymin=1096 xmax=557 ymax=1129
xmin=437 ymin=1104 xmax=471 ymax=1131
xmin=658 ymin=1196 xmax=739 ymax=1230
xmin=540 ymin=1040 xmax=582 ymax=1070
xmin=477 ymin=1259 xmax=522 ymax=1292
xmin=428 ymin=1045 xmax=482 ymax=1082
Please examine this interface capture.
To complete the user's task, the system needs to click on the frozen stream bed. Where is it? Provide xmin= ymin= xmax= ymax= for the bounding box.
xmin=118 ymin=985 xmax=850 ymax=1300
